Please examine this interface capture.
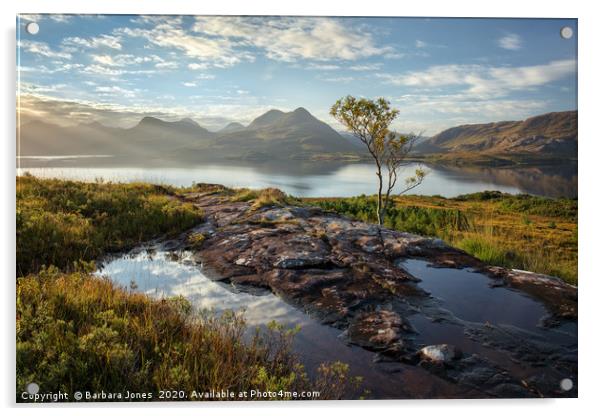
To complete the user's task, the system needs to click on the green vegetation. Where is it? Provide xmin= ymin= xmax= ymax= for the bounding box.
xmin=330 ymin=96 xmax=425 ymax=225
xmin=17 ymin=175 xmax=203 ymax=276
xmin=231 ymin=187 xmax=300 ymax=210
xmin=17 ymin=266 xmax=359 ymax=401
xmin=17 ymin=176 xmax=360 ymax=401
xmin=307 ymin=192 xmax=577 ymax=284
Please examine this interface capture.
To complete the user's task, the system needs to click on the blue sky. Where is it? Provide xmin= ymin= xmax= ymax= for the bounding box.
xmin=17 ymin=15 xmax=577 ymax=134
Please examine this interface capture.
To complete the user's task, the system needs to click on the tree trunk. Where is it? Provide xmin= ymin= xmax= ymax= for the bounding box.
xmin=376 ymin=169 xmax=384 ymax=225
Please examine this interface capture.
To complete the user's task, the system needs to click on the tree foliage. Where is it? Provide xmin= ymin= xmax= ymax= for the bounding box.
xmin=330 ymin=96 xmax=426 ymax=224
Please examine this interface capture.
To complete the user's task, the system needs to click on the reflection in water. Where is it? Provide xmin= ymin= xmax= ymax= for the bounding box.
xmin=402 ymin=259 xmax=547 ymax=331
xmin=17 ymin=158 xmax=577 ymax=198
xmin=401 ymin=259 xmax=576 ymax=344
xmin=96 ymin=250 xmax=306 ymax=327
xmin=96 ymin=250 xmax=467 ymax=399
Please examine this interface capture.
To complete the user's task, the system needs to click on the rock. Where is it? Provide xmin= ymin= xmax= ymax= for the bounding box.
xmin=274 ymin=253 xmax=330 ymax=269
xmin=347 ymin=310 xmax=412 ymax=351
xmin=419 ymin=344 xmax=462 ymax=364
xmin=174 ymin=188 xmax=577 ymax=398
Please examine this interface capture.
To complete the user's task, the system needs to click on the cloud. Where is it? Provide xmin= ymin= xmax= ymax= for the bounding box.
xmin=188 ymin=63 xmax=210 ymax=70
xmin=90 ymin=53 xmax=167 ymax=67
xmin=182 ymin=82 xmax=198 ymax=87
xmin=95 ymin=85 xmax=139 ymax=98
xmin=498 ymin=33 xmax=522 ymax=50
xmin=390 ymin=93 xmax=550 ymax=134
xmin=116 ymin=16 xmax=253 ymax=69
xmin=48 ymin=15 xmax=73 ymax=23
xmin=18 ymin=92 xmax=275 ymax=131
xmin=19 ymin=14 xmax=41 ymax=23
xmin=317 ymin=76 xmax=354 ymax=83
xmin=349 ymin=63 xmax=383 ymax=71
xmin=19 ymin=14 xmax=72 ymax=23
xmin=18 ymin=40 xmax=72 ymax=59
xmin=304 ymin=63 xmax=341 ymax=71
xmin=81 ymin=64 xmax=158 ymax=77
xmin=63 ymin=35 xmax=122 ymax=50
xmin=377 ymin=59 xmax=576 ymax=98
xmin=155 ymin=61 xmax=178 ymax=69
xmin=415 ymin=40 xmax=427 ymax=48
xmin=19 ymin=82 xmax=67 ymax=94
xmin=192 ymin=16 xmax=393 ymax=63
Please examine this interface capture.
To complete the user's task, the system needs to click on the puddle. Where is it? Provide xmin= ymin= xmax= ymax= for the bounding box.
xmin=96 ymin=250 xmax=303 ymax=327
xmin=401 ymin=259 xmax=550 ymax=331
xmin=401 ymin=259 xmax=577 ymax=379
xmin=96 ymin=249 xmax=465 ymax=399
xmin=95 ymin=250 xmax=576 ymax=398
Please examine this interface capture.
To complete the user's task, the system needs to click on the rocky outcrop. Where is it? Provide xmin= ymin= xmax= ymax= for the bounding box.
xmin=172 ymin=187 xmax=577 ymax=398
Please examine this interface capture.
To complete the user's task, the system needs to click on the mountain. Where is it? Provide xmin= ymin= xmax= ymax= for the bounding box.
xmin=18 ymin=108 xmax=363 ymax=162
xmin=247 ymin=109 xmax=286 ymax=129
xmin=18 ymin=120 xmax=123 ymax=156
xmin=415 ymin=111 xmax=577 ymax=161
xmin=183 ymin=107 xmax=361 ymax=161
xmin=18 ymin=117 xmax=215 ymax=158
xmin=218 ymin=122 xmax=246 ymax=134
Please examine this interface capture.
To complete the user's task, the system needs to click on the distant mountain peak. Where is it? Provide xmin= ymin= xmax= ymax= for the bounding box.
xmin=219 ymin=122 xmax=246 ymax=133
xmin=293 ymin=107 xmax=310 ymax=114
xmin=179 ymin=117 xmax=200 ymax=127
xmin=248 ymin=109 xmax=286 ymax=129
xmin=138 ymin=116 xmax=163 ymax=126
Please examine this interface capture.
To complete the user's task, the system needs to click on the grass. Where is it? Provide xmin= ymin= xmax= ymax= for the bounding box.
xmin=16 ymin=176 xmax=361 ymax=401
xmin=17 ymin=174 xmax=203 ymax=276
xmin=17 ymin=266 xmax=360 ymax=401
xmin=231 ymin=187 xmax=300 ymax=210
xmin=306 ymin=192 xmax=577 ymax=284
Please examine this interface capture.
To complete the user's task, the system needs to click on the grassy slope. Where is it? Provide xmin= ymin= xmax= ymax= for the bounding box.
xmin=16 ymin=177 xmax=358 ymax=401
xmin=306 ymin=191 xmax=577 ymax=285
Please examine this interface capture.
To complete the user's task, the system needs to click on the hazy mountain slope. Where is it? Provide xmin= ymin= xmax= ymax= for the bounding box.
xmin=206 ymin=108 xmax=359 ymax=159
xmin=416 ymin=111 xmax=577 ymax=159
xmin=121 ymin=117 xmax=215 ymax=152
xmin=18 ymin=117 xmax=215 ymax=157
xmin=18 ymin=120 xmax=125 ymax=156
xmin=218 ymin=122 xmax=246 ymax=133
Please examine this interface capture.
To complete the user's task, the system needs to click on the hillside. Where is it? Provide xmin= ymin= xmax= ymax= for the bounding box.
xmin=200 ymin=107 xmax=359 ymax=161
xmin=18 ymin=108 xmax=362 ymax=162
xmin=415 ymin=111 xmax=577 ymax=162
xmin=18 ymin=117 xmax=215 ymax=158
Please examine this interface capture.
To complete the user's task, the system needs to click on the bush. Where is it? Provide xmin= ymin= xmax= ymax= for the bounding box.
xmin=17 ymin=176 xmax=204 ymax=275
xmin=17 ymin=268 xmax=360 ymax=401
xmin=313 ymin=196 xmax=470 ymax=237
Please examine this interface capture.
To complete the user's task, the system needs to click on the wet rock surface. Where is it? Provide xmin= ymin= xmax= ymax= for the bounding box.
xmin=171 ymin=189 xmax=577 ymax=398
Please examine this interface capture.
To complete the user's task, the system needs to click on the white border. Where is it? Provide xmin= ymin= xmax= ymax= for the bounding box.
xmin=3 ymin=1 xmax=601 ymax=415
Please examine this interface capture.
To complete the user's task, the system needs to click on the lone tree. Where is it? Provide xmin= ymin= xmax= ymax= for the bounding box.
xmin=330 ymin=96 xmax=426 ymax=225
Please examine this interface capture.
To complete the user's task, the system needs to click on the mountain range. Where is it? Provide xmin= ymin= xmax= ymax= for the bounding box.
xmin=18 ymin=108 xmax=577 ymax=164
xmin=18 ymin=107 xmax=360 ymax=162
xmin=414 ymin=111 xmax=577 ymax=163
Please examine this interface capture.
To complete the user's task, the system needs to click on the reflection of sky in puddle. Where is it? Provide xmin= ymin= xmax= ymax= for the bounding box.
xmin=401 ymin=259 xmax=548 ymax=331
xmin=95 ymin=250 xmax=306 ymax=327
xmin=95 ymin=249 xmax=443 ymax=398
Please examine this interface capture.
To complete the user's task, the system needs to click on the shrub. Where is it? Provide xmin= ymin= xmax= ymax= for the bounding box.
xmin=16 ymin=176 xmax=204 ymax=275
xmin=16 ymin=269 xmax=361 ymax=401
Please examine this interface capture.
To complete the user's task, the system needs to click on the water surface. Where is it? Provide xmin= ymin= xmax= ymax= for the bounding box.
xmin=18 ymin=158 xmax=576 ymax=198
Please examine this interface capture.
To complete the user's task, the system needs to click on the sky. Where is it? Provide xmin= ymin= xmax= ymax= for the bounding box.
xmin=17 ymin=15 xmax=577 ymax=135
